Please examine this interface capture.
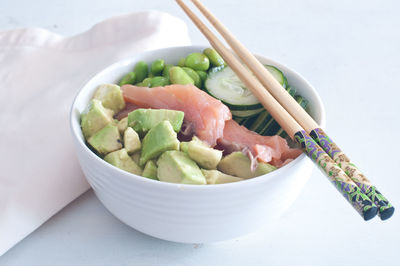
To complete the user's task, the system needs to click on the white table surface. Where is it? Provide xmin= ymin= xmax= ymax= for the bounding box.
xmin=1 ymin=0 xmax=399 ymax=265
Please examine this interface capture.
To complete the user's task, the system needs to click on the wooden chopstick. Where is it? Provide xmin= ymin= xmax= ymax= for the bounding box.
xmin=176 ymin=0 xmax=382 ymax=221
xmin=188 ymin=0 xmax=394 ymax=220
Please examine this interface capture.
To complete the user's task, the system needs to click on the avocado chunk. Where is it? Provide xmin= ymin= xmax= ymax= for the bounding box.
xmin=123 ymin=127 xmax=141 ymax=154
xmin=180 ymin=141 xmax=189 ymax=153
xmin=187 ymin=139 xmax=222 ymax=169
xmin=217 ymin=152 xmax=277 ymax=178
xmin=93 ymin=84 xmax=125 ymax=113
xmin=142 ymin=160 xmax=158 ymax=180
xmin=201 ymin=169 xmax=243 ymax=184
xmin=88 ymin=123 xmax=122 ymax=155
xmin=80 ymin=99 xmax=114 ymax=139
xmin=104 ymin=148 xmax=142 ymax=175
xmin=130 ymin=151 xmax=141 ymax=165
xmin=128 ymin=108 xmax=184 ymax=134
xmin=157 ymin=150 xmax=206 ymax=184
xmin=117 ymin=117 xmax=128 ymax=134
xmin=139 ymin=120 xmax=180 ymax=166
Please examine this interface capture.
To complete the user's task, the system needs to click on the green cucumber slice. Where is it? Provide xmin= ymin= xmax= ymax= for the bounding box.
xmin=204 ymin=65 xmax=288 ymax=111
xmin=268 ymin=94 xmax=309 ymax=136
xmin=264 ymin=65 xmax=287 ymax=89
xmin=231 ymin=108 xmax=264 ymax=118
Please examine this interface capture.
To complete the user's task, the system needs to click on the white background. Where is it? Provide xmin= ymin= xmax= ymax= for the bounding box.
xmin=1 ymin=0 xmax=400 ymax=265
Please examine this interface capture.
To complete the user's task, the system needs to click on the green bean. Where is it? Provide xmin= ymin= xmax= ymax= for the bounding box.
xmin=169 ymin=66 xmax=194 ymax=85
xmin=203 ymin=48 xmax=225 ymax=67
xmin=184 ymin=52 xmax=210 ymax=71
xmin=151 ymin=59 xmax=165 ymax=76
xmin=134 ymin=61 xmax=148 ymax=83
xmin=177 ymin=57 xmax=186 ymax=67
xmin=119 ymin=72 xmax=136 ymax=86
xmin=182 ymin=67 xmax=201 ymax=88
xmin=150 ymin=76 xmax=169 ymax=87
xmin=142 ymin=77 xmax=152 ymax=87
xmin=162 ymin=64 xmax=173 ymax=80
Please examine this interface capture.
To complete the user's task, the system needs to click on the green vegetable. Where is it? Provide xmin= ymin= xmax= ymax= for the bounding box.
xmin=169 ymin=66 xmax=194 ymax=85
xmin=119 ymin=72 xmax=136 ymax=86
xmin=196 ymin=70 xmax=207 ymax=84
xmin=162 ymin=64 xmax=173 ymax=80
xmin=142 ymin=160 xmax=158 ymax=180
xmin=184 ymin=52 xmax=210 ymax=71
xmin=150 ymin=59 xmax=165 ymax=76
xmin=264 ymin=65 xmax=287 ymax=89
xmin=182 ymin=67 xmax=202 ymax=88
xmin=231 ymin=108 xmax=264 ymax=118
xmin=134 ymin=61 xmax=148 ymax=83
xmin=150 ymin=76 xmax=169 ymax=87
xmin=141 ymin=77 xmax=152 ymax=87
xmin=203 ymin=48 xmax=224 ymax=67
xmin=204 ymin=66 xmax=262 ymax=110
xmin=177 ymin=57 xmax=186 ymax=67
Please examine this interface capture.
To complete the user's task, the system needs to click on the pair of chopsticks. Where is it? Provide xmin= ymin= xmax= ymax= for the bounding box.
xmin=176 ymin=0 xmax=394 ymax=220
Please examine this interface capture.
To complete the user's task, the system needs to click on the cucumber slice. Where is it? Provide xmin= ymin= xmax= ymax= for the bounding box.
xmin=204 ymin=65 xmax=288 ymax=110
xmin=286 ymin=86 xmax=296 ymax=97
xmin=242 ymin=115 xmax=259 ymax=127
xmin=248 ymin=111 xmax=269 ymax=133
xmin=264 ymin=65 xmax=287 ymax=89
xmin=233 ymin=117 xmax=246 ymax=124
xmin=231 ymin=108 xmax=264 ymax=118
xmin=267 ymin=94 xmax=309 ymax=136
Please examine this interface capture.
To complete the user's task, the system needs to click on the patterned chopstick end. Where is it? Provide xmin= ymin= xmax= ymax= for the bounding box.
xmin=294 ymin=130 xmax=378 ymax=221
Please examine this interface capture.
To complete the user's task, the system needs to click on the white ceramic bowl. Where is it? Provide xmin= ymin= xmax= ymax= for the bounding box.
xmin=70 ymin=45 xmax=326 ymax=243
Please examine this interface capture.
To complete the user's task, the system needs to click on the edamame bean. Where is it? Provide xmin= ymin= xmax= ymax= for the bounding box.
xmin=196 ymin=70 xmax=207 ymax=83
xmin=162 ymin=64 xmax=173 ymax=80
xmin=119 ymin=72 xmax=136 ymax=86
xmin=151 ymin=59 xmax=165 ymax=76
xmin=150 ymin=76 xmax=169 ymax=87
xmin=177 ymin=57 xmax=186 ymax=67
xmin=169 ymin=66 xmax=194 ymax=85
xmin=182 ymin=67 xmax=201 ymax=88
xmin=203 ymin=48 xmax=225 ymax=67
xmin=142 ymin=77 xmax=152 ymax=87
xmin=184 ymin=52 xmax=210 ymax=71
xmin=134 ymin=61 xmax=148 ymax=83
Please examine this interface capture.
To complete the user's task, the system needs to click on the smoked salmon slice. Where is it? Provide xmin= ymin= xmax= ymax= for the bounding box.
xmin=220 ymin=119 xmax=302 ymax=167
xmin=121 ymin=84 xmax=232 ymax=146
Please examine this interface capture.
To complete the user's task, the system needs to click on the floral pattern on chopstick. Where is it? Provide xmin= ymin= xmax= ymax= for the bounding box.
xmin=294 ymin=130 xmax=377 ymax=220
xmin=310 ymin=128 xmax=394 ymax=217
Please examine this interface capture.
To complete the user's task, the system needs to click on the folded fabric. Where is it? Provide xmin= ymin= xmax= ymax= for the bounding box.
xmin=0 ymin=11 xmax=191 ymax=256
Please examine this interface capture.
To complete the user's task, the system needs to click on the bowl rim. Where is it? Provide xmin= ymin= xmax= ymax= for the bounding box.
xmin=70 ymin=45 xmax=326 ymax=190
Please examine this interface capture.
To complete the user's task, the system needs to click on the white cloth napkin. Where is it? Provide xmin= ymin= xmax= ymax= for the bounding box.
xmin=0 ymin=11 xmax=191 ymax=256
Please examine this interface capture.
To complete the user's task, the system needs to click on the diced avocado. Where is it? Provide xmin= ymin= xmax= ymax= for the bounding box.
xmin=123 ymin=127 xmax=141 ymax=154
xmin=181 ymin=137 xmax=204 ymax=153
xmin=180 ymin=142 xmax=189 ymax=153
xmin=128 ymin=108 xmax=184 ymax=134
xmin=217 ymin=152 xmax=277 ymax=178
xmin=117 ymin=117 xmax=128 ymax=134
xmin=130 ymin=151 xmax=141 ymax=165
xmin=139 ymin=121 xmax=180 ymax=166
xmin=187 ymin=140 xmax=222 ymax=169
xmin=201 ymin=169 xmax=243 ymax=184
xmin=80 ymin=99 xmax=114 ymax=139
xmin=157 ymin=150 xmax=206 ymax=184
xmin=142 ymin=160 xmax=158 ymax=180
xmin=88 ymin=124 xmax=122 ymax=155
xmin=104 ymin=148 xmax=142 ymax=175
xmin=93 ymin=84 xmax=125 ymax=113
